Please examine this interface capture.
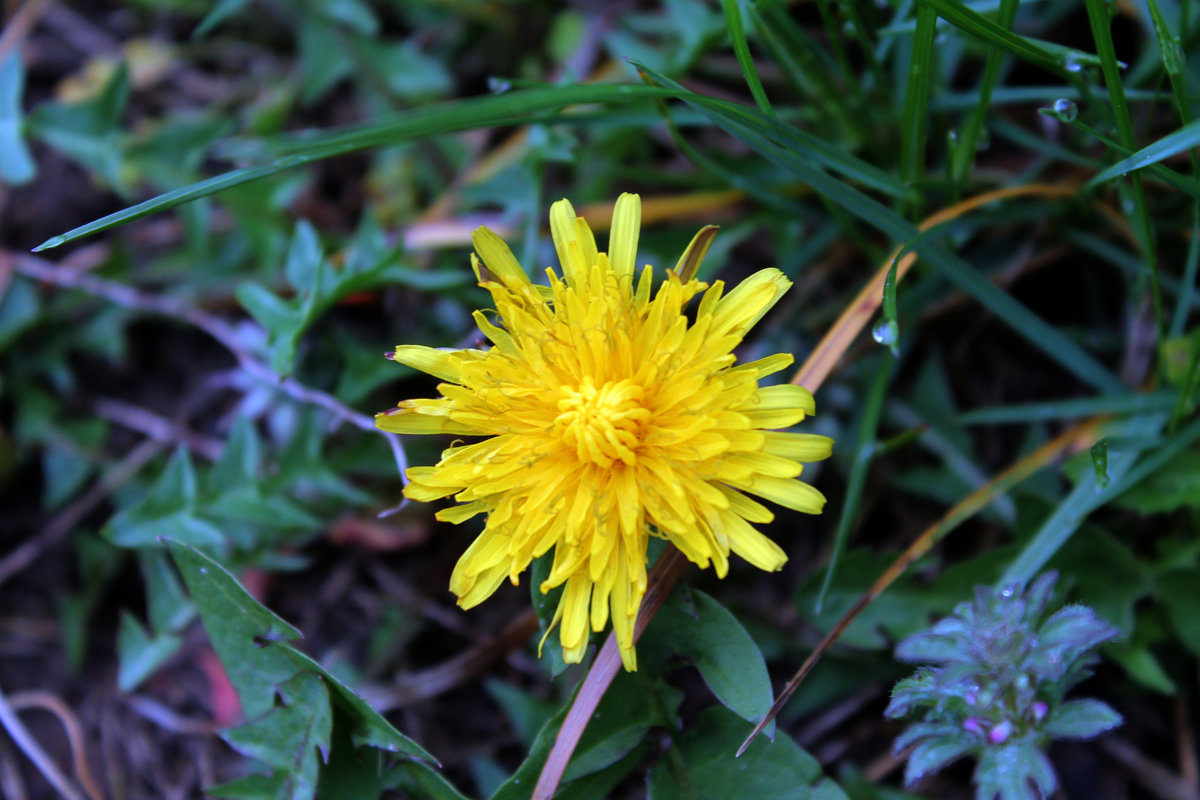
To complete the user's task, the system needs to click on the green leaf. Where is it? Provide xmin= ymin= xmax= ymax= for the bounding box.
xmin=1112 ymin=449 xmax=1200 ymax=514
xmin=167 ymin=541 xmax=301 ymax=718
xmin=141 ymin=549 xmax=195 ymax=634
xmin=648 ymin=589 xmax=774 ymax=736
xmin=0 ymin=276 xmax=40 ymax=352
xmin=529 ymin=551 xmax=567 ymax=676
xmin=563 ymin=672 xmax=680 ymax=782
xmin=0 ymin=51 xmax=35 ymax=185
xmin=26 ymin=62 xmax=130 ymax=189
xmin=221 ymin=671 xmax=332 ymax=800
xmin=1043 ymin=699 xmax=1122 ymax=740
xmin=280 ymin=648 xmax=436 ymax=761
xmin=117 ymin=611 xmax=183 ymax=692
xmin=647 ymin=707 xmax=826 ymax=800
xmin=103 ymin=449 xmax=225 ymax=547
xmin=903 ymin=735 xmax=975 ymax=785
xmin=208 ymin=417 xmax=262 ymax=494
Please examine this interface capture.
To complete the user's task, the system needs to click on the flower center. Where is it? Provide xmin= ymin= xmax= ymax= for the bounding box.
xmin=555 ymin=378 xmax=650 ymax=467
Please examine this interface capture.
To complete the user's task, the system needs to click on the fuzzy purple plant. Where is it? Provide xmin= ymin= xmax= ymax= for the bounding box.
xmin=885 ymin=571 xmax=1122 ymax=800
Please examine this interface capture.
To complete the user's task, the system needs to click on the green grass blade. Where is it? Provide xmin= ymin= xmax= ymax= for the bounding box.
xmin=1084 ymin=0 xmax=1164 ymax=351
xmin=636 ymin=63 xmax=1125 ymax=394
xmin=1085 ymin=113 xmax=1200 ymax=188
xmin=900 ymin=5 xmax=938 ymax=218
xmin=33 ymin=83 xmax=674 ymax=251
xmin=816 ymin=357 xmax=895 ymax=613
xmin=723 ymin=0 xmax=774 ymax=116
xmin=955 ymin=392 xmax=1177 ymax=425
xmin=949 ymin=0 xmax=1019 ymax=186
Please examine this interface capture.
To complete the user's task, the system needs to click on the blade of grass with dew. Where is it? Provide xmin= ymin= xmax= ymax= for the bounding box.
xmin=1049 ymin=114 xmax=1200 ymax=200
xmin=955 ymin=391 xmax=1178 ymax=425
xmin=815 ymin=356 xmax=895 ymax=613
xmin=1086 ymin=117 xmax=1200 ymax=188
xmin=913 ymin=0 xmax=1080 ymax=78
xmin=949 ymin=0 xmax=1019 ymax=188
xmin=1001 ymin=412 xmax=1200 ymax=586
xmin=638 ymin=63 xmax=1126 ymax=393
xmin=722 ymin=0 xmax=773 ymax=116
xmin=33 ymin=83 xmax=675 ymax=251
xmin=900 ymin=4 xmax=938 ymax=219
xmin=1084 ymin=0 xmax=1164 ymax=349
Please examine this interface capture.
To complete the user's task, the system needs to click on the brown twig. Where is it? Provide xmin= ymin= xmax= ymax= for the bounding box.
xmin=93 ymin=397 xmax=224 ymax=460
xmin=7 ymin=691 xmax=104 ymax=800
xmin=0 ymin=681 xmax=90 ymax=800
xmin=371 ymin=609 xmax=542 ymax=709
xmin=1102 ymin=737 xmax=1200 ymax=800
xmin=0 ymin=0 xmax=54 ymax=61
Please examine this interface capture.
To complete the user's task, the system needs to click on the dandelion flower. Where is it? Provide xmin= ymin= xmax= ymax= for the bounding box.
xmin=376 ymin=193 xmax=832 ymax=670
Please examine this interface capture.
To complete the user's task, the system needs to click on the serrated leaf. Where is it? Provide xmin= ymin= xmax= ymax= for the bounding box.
xmin=117 ymin=611 xmax=182 ymax=692
xmin=648 ymin=588 xmax=774 ymax=736
xmin=0 ymin=51 xmax=35 ymax=185
xmin=221 ymin=671 xmax=332 ymax=800
xmin=1043 ymin=699 xmax=1122 ymax=740
xmin=168 ymin=541 xmax=301 ymax=718
xmin=647 ymin=707 xmax=825 ymax=800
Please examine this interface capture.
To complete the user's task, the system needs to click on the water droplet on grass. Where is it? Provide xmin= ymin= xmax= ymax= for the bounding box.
xmin=1052 ymin=98 xmax=1078 ymax=122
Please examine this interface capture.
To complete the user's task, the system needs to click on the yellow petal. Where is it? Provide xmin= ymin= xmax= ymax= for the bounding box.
xmin=609 ymin=192 xmax=641 ymax=281
xmin=471 ymin=227 xmax=530 ymax=288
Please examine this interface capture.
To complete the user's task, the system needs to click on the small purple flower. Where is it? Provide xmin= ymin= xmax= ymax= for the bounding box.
xmin=963 ymin=717 xmax=984 ymax=735
xmin=988 ymin=719 xmax=1013 ymax=745
xmin=1031 ymin=701 xmax=1048 ymax=723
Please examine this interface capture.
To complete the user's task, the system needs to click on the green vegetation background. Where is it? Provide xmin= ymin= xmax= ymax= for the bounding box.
xmin=1 ymin=0 xmax=1198 ymax=798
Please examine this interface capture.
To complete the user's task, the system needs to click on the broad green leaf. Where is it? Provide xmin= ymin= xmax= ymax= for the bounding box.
xmin=647 ymin=707 xmax=826 ymax=800
xmin=208 ymin=417 xmax=263 ymax=495
xmin=168 ymin=541 xmax=301 ymax=718
xmin=221 ymin=671 xmax=332 ymax=800
xmin=0 ymin=51 xmax=35 ymax=185
xmin=648 ymin=588 xmax=774 ymax=736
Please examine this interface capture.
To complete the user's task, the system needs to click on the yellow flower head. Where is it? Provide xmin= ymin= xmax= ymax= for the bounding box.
xmin=376 ymin=193 xmax=832 ymax=670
